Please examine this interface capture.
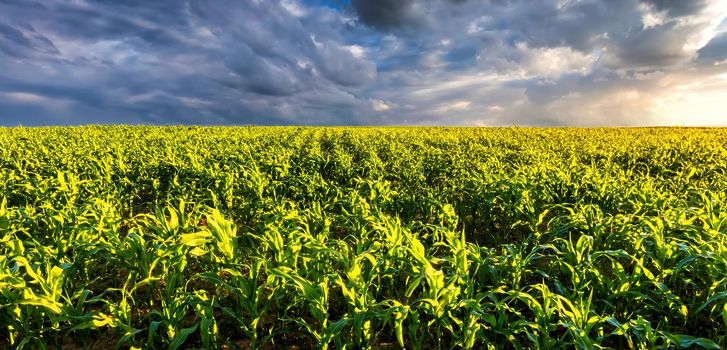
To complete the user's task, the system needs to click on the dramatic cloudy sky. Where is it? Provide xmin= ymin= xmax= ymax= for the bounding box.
xmin=1 ymin=0 xmax=726 ymax=126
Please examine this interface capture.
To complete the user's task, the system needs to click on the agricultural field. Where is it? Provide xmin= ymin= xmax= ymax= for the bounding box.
xmin=1 ymin=126 xmax=727 ymax=349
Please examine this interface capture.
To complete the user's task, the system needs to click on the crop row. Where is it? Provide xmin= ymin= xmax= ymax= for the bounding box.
xmin=0 ymin=126 xmax=726 ymax=349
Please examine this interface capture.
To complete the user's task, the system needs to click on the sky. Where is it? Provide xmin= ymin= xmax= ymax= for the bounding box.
xmin=0 ymin=0 xmax=726 ymax=126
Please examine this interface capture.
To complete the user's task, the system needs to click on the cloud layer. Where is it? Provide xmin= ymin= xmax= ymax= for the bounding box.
xmin=0 ymin=0 xmax=726 ymax=126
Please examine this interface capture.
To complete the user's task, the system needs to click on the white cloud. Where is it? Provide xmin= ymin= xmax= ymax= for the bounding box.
xmin=516 ymin=43 xmax=597 ymax=78
xmin=5 ymin=92 xmax=50 ymax=103
xmin=371 ymin=99 xmax=391 ymax=112
xmin=681 ymin=0 xmax=727 ymax=53
xmin=281 ymin=0 xmax=307 ymax=17
xmin=466 ymin=16 xmax=491 ymax=35
xmin=432 ymin=100 xmax=471 ymax=114
xmin=346 ymin=45 xmax=366 ymax=59
xmin=4 ymin=92 xmax=70 ymax=110
xmin=639 ymin=3 xmax=669 ymax=29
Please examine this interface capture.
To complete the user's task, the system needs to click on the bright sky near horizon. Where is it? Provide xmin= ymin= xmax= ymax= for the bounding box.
xmin=0 ymin=0 xmax=726 ymax=126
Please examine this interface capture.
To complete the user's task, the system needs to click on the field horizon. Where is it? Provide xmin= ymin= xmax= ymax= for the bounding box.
xmin=3 ymin=125 xmax=727 ymax=130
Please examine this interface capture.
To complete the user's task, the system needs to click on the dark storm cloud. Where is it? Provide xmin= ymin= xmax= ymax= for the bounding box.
xmin=0 ymin=23 xmax=60 ymax=58
xmin=607 ymin=22 xmax=697 ymax=67
xmin=0 ymin=2 xmax=180 ymax=46
xmin=642 ymin=0 xmax=710 ymax=17
xmin=698 ymin=32 xmax=727 ymax=63
xmin=225 ymin=44 xmax=303 ymax=97
xmin=315 ymin=42 xmax=377 ymax=86
xmin=350 ymin=0 xmax=419 ymax=29
xmin=0 ymin=77 xmax=106 ymax=108
xmin=350 ymin=0 xmax=476 ymax=30
xmin=0 ymin=0 xmax=380 ymax=125
xmin=0 ymin=0 xmax=725 ymax=126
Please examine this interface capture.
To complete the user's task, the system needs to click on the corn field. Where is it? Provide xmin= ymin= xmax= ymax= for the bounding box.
xmin=1 ymin=126 xmax=726 ymax=349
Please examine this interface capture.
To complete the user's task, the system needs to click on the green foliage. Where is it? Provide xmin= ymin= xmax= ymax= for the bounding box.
xmin=0 ymin=126 xmax=726 ymax=349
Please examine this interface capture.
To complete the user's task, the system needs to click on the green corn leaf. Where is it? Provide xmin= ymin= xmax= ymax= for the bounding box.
xmin=169 ymin=324 xmax=198 ymax=350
